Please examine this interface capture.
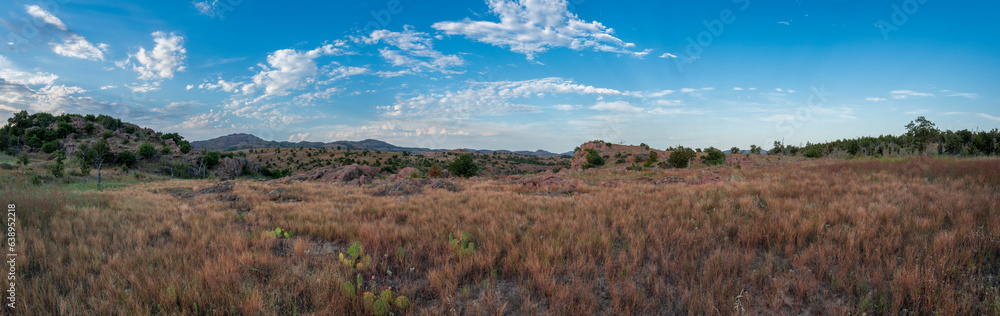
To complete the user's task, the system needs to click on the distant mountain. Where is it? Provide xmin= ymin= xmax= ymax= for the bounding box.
xmin=191 ymin=133 xmax=566 ymax=156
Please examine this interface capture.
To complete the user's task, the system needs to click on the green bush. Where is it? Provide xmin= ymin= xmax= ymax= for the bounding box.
xmin=668 ymin=146 xmax=697 ymax=168
xmin=41 ymin=140 xmax=59 ymax=154
xmin=138 ymin=142 xmax=157 ymax=159
xmin=117 ymin=150 xmax=137 ymax=167
xmin=804 ymin=149 xmax=822 ymax=158
xmin=583 ymin=149 xmax=604 ymax=169
xmin=644 ymin=150 xmax=658 ymax=167
xmin=179 ymin=141 xmax=192 ymax=154
xmin=447 ymin=153 xmax=479 ymax=177
xmin=701 ymin=147 xmax=725 ymax=166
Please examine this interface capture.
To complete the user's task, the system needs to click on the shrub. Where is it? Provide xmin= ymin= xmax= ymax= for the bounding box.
xmin=583 ymin=149 xmax=605 ymax=169
xmin=447 ymin=153 xmax=478 ymax=177
xmin=179 ymin=141 xmax=192 ymax=154
xmin=50 ymin=154 xmax=64 ymax=178
xmin=701 ymin=147 xmax=725 ymax=166
xmin=83 ymin=122 xmax=95 ymax=134
xmin=138 ymin=142 xmax=157 ymax=160
xmin=41 ymin=140 xmax=59 ymax=154
xmin=644 ymin=150 xmax=659 ymax=167
xmin=804 ymin=149 xmax=822 ymax=158
xmin=117 ymin=150 xmax=137 ymax=167
xmin=668 ymin=146 xmax=697 ymax=168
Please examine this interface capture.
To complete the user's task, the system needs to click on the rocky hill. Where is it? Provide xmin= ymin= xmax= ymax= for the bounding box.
xmin=192 ymin=133 xmax=565 ymax=156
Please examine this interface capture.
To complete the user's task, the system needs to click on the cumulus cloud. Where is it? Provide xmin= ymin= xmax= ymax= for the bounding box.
xmin=51 ymin=34 xmax=108 ymax=60
xmin=23 ymin=5 xmax=108 ymax=61
xmin=354 ymin=27 xmax=464 ymax=75
xmin=198 ymin=78 xmax=244 ymax=93
xmin=432 ymin=0 xmax=649 ymax=59
xmin=0 ymin=55 xmax=59 ymax=86
xmin=25 ymin=5 xmax=67 ymax=30
xmin=133 ymin=32 xmax=187 ymax=80
xmin=245 ymin=42 xmax=349 ymax=98
xmin=659 ymin=53 xmax=677 ymax=59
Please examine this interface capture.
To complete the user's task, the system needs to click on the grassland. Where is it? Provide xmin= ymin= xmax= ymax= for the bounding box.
xmin=3 ymin=156 xmax=999 ymax=315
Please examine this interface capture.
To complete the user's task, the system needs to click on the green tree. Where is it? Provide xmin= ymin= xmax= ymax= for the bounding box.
xmin=668 ymin=146 xmax=697 ymax=168
xmin=804 ymin=148 xmax=822 ymax=158
xmin=749 ymin=144 xmax=761 ymax=155
xmin=644 ymin=150 xmax=658 ymax=167
xmin=50 ymin=152 xmax=65 ymax=178
xmin=730 ymin=147 xmax=740 ymax=154
xmin=91 ymin=139 xmax=112 ymax=186
xmin=447 ymin=153 xmax=479 ymax=177
xmin=179 ymin=141 xmax=192 ymax=154
xmin=701 ymin=147 xmax=726 ymax=166
xmin=583 ymin=149 xmax=605 ymax=169
xmin=905 ymin=116 xmax=939 ymax=155
xmin=41 ymin=140 xmax=59 ymax=154
xmin=118 ymin=150 xmax=137 ymax=168
xmin=137 ymin=142 xmax=157 ymax=160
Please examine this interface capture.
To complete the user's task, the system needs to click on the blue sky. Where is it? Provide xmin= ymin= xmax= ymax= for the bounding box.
xmin=1 ymin=0 xmax=998 ymax=152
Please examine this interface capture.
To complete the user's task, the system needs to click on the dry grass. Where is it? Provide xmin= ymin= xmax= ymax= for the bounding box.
xmin=5 ymin=157 xmax=1000 ymax=315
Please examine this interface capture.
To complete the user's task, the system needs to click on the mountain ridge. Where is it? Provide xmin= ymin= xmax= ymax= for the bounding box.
xmin=191 ymin=133 xmax=568 ymax=157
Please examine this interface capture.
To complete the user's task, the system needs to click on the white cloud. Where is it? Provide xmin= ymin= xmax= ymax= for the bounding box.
xmin=553 ymin=104 xmax=578 ymax=111
xmin=0 ymin=55 xmax=59 ymax=86
xmin=589 ymin=100 xmax=641 ymax=113
xmin=890 ymin=90 xmax=934 ymax=99
xmin=838 ymin=114 xmax=858 ymax=120
xmin=51 ymin=34 xmax=107 ymax=60
xmin=904 ymin=109 xmax=929 ymax=115
xmin=777 ymin=21 xmax=790 ymax=26
xmin=294 ymin=87 xmax=345 ymax=106
xmin=127 ymin=82 xmax=161 ymax=93
xmin=947 ymin=93 xmax=980 ymax=99
xmin=980 ymin=113 xmax=1000 ymax=122
xmin=24 ymin=5 xmax=67 ymax=31
xmin=648 ymin=107 xmax=704 ymax=115
xmin=865 ymin=97 xmax=887 ymax=102
xmin=653 ymin=99 xmax=684 ymax=106
xmin=133 ymin=32 xmax=187 ymax=80
xmin=432 ymin=0 xmax=649 ymax=59
xmin=246 ymin=42 xmax=349 ymax=98
xmin=24 ymin=5 xmax=108 ymax=61
xmin=355 ymin=27 xmax=464 ymax=75
xmin=99 ymin=85 xmax=117 ymax=90
xmin=185 ymin=84 xmax=194 ymax=90
xmin=198 ymin=78 xmax=244 ymax=93
xmin=659 ymin=53 xmax=677 ymax=59
xmin=383 ymin=77 xmax=621 ymax=118
xmin=733 ymin=87 xmax=743 ymax=91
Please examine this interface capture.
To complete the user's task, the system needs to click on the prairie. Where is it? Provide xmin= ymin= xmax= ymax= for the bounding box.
xmin=4 ymin=156 xmax=999 ymax=315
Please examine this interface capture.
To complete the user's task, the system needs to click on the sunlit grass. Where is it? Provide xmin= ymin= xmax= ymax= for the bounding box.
xmin=8 ymin=157 xmax=1000 ymax=314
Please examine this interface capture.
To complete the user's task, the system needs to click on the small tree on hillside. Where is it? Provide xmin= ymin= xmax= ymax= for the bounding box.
xmin=730 ymin=147 xmax=740 ymax=154
xmin=644 ymin=150 xmax=658 ymax=167
xmin=750 ymin=145 xmax=761 ymax=155
xmin=138 ymin=142 xmax=157 ymax=160
xmin=448 ymin=153 xmax=479 ymax=177
xmin=701 ymin=147 xmax=726 ymax=166
xmin=668 ymin=146 xmax=697 ymax=168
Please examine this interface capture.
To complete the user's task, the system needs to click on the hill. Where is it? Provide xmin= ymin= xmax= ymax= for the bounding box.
xmin=191 ymin=133 xmax=565 ymax=156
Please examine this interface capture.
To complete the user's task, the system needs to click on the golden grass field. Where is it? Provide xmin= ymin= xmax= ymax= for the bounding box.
xmin=3 ymin=156 xmax=999 ymax=315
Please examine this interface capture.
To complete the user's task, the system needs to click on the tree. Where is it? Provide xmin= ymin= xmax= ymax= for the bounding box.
xmin=447 ymin=153 xmax=479 ymax=177
xmin=583 ymin=149 xmax=605 ymax=169
xmin=668 ymin=146 xmax=697 ymax=168
xmin=41 ymin=140 xmax=59 ymax=154
xmin=83 ymin=122 xmax=95 ymax=134
xmin=179 ymin=141 xmax=192 ymax=154
xmin=804 ymin=148 xmax=822 ymax=158
xmin=730 ymin=147 xmax=740 ymax=154
xmin=89 ymin=139 xmax=111 ymax=187
xmin=138 ymin=142 xmax=157 ymax=160
xmin=905 ymin=116 xmax=939 ymax=155
xmin=701 ymin=147 xmax=726 ymax=166
xmin=749 ymin=145 xmax=761 ymax=155
xmin=118 ymin=150 xmax=137 ymax=168
xmin=50 ymin=152 xmax=65 ymax=178
xmin=644 ymin=150 xmax=658 ymax=167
